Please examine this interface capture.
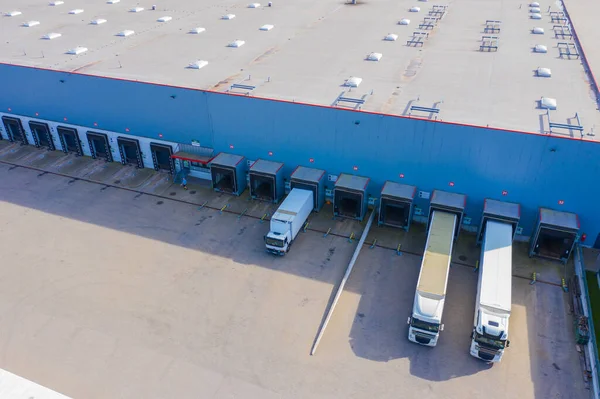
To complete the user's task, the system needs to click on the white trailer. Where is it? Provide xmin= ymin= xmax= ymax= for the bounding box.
xmin=407 ymin=210 xmax=456 ymax=346
xmin=470 ymin=220 xmax=512 ymax=362
xmin=265 ymin=188 xmax=313 ymax=255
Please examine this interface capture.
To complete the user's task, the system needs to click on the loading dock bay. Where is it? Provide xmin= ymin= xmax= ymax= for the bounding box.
xmin=0 ymin=158 xmax=589 ymax=399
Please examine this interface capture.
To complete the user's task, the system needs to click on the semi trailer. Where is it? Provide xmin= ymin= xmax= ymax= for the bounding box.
xmin=408 ymin=210 xmax=457 ymax=346
xmin=264 ymin=188 xmax=313 ymax=255
xmin=470 ymin=220 xmax=512 ymax=362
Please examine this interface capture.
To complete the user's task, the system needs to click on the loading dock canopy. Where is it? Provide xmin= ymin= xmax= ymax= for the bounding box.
xmin=539 ymin=208 xmax=580 ymax=231
xmin=211 ymin=153 xmax=245 ymax=168
xmin=530 ymin=208 xmax=580 ymax=264
xmin=171 ymin=151 xmax=214 ymax=164
xmin=210 ymin=152 xmax=247 ymax=196
xmin=478 ymin=198 xmax=521 ymax=243
xmin=429 ymin=190 xmax=466 ymax=239
xmin=291 ymin=166 xmax=326 ymax=211
xmin=334 ymin=173 xmax=370 ymax=221
xmin=291 ymin=166 xmax=326 ymax=183
xmin=430 ymin=190 xmax=466 ymax=213
xmin=379 ymin=181 xmax=417 ymax=230
xmin=249 ymin=159 xmax=285 ymax=202
xmin=381 ymin=181 xmax=416 ymax=201
xmin=250 ymin=159 xmax=284 ymax=175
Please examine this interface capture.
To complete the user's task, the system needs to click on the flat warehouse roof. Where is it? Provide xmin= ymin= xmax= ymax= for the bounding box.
xmin=1 ymin=0 xmax=599 ymax=138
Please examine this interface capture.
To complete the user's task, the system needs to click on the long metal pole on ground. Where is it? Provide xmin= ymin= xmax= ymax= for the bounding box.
xmin=310 ymin=210 xmax=376 ymax=356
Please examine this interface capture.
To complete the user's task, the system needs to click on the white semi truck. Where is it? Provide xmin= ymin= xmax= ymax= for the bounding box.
xmin=264 ymin=188 xmax=313 ymax=255
xmin=408 ymin=210 xmax=456 ymax=346
xmin=470 ymin=220 xmax=512 ymax=362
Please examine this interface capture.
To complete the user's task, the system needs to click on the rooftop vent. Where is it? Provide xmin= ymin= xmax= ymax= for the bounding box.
xmin=23 ymin=21 xmax=40 ymax=27
xmin=384 ymin=33 xmax=399 ymax=41
xmin=345 ymin=76 xmax=362 ymax=87
xmin=190 ymin=27 xmax=206 ymax=34
xmin=537 ymin=67 xmax=552 ymax=77
xmin=399 ymin=18 xmax=411 ymax=25
xmin=91 ymin=18 xmax=107 ymax=25
xmin=42 ymin=32 xmax=61 ymax=40
xmin=530 ymin=7 xmax=541 ymax=13
xmin=222 ymin=14 xmax=236 ymax=20
xmin=410 ymin=6 xmax=421 ymax=12
xmin=5 ymin=11 xmax=22 ymax=17
xmin=227 ymin=39 xmax=245 ymax=47
xmin=540 ymin=97 xmax=557 ymax=109
xmin=129 ymin=7 xmax=144 ymax=12
xmin=248 ymin=3 xmax=261 ymax=8
xmin=49 ymin=1 xmax=64 ymax=5
xmin=259 ymin=24 xmax=274 ymax=31
xmin=117 ymin=30 xmax=135 ymax=37
xmin=157 ymin=16 xmax=172 ymax=22
xmin=366 ymin=52 xmax=382 ymax=61
xmin=530 ymin=13 xmax=542 ymax=19
xmin=107 ymin=0 xmax=120 ymax=3
xmin=530 ymin=2 xmax=540 ymax=6
xmin=188 ymin=60 xmax=208 ymax=69
xmin=66 ymin=46 xmax=88 ymax=55
xmin=534 ymin=44 xmax=547 ymax=53
xmin=69 ymin=9 xmax=84 ymax=14
xmin=532 ymin=27 xmax=544 ymax=34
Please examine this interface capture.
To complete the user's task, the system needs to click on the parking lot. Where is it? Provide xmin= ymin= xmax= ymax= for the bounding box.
xmin=0 ymin=144 xmax=590 ymax=399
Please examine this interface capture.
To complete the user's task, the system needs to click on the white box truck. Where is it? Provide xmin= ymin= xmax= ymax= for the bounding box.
xmin=265 ymin=188 xmax=313 ymax=255
xmin=470 ymin=220 xmax=512 ymax=362
xmin=408 ymin=210 xmax=456 ymax=346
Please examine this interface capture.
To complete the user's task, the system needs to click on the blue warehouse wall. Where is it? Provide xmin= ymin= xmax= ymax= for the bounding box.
xmin=1 ymin=64 xmax=599 ymax=243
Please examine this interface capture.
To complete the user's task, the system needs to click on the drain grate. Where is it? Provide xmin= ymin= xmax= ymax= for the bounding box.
xmin=458 ymin=255 xmax=467 ymax=262
xmin=156 ymin=201 xmax=164 ymax=205
xmin=169 ymin=192 xmax=176 ymax=196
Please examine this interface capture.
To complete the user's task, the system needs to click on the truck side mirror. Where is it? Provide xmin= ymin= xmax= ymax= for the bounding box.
xmin=406 ymin=317 xmax=411 ymax=325
xmin=470 ymin=331 xmax=474 ymax=339
xmin=506 ymin=340 xmax=510 ymax=348
xmin=440 ymin=324 xmax=445 ymax=331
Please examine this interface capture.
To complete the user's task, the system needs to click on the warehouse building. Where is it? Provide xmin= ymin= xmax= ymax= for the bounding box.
xmin=1 ymin=0 xmax=599 ymax=249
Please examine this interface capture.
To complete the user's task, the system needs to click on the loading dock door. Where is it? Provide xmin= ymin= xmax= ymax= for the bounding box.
xmin=28 ymin=121 xmax=55 ymax=151
xmin=378 ymin=181 xmax=416 ymax=231
xmin=2 ymin=116 xmax=28 ymax=145
xmin=212 ymin=165 xmax=237 ymax=193
xmin=57 ymin=126 xmax=83 ymax=156
xmin=150 ymin=143 xmax=174 ymax=174
xmin=476 ymin=198 xmax=520 ymax=244
xmin=428 ymin=190 xmax=467 ymax=240
xmin=529 ymin=208 xmax=579 ymax=264
xmin=117 ymin=137 xmax=144 ymax=168
xmin=87 ymin=132 xmax=113 ymax=162
xmin=250 ymin=172 xmax=276 ymax=202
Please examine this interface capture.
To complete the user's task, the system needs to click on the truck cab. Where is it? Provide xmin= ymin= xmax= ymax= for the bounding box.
xmin=408 ymin=292 xmax=444 ymax=346
xmin=265 ymin=221 xmax=291 ymax=255
xmin=470 ymin=308 xmax=510 ymax=362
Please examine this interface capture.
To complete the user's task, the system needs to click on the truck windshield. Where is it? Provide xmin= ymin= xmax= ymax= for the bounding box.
xmin=411 ymin=317 xmax=439 ymax=333
xmin=474 ymin=332 xmax=505 ymax=349
xmin=265 ymin=237 xmax=285 ymax=248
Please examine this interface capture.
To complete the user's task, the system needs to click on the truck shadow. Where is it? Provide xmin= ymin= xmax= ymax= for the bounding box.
xmin=346 ymin=246 xmax=493 ymax=381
